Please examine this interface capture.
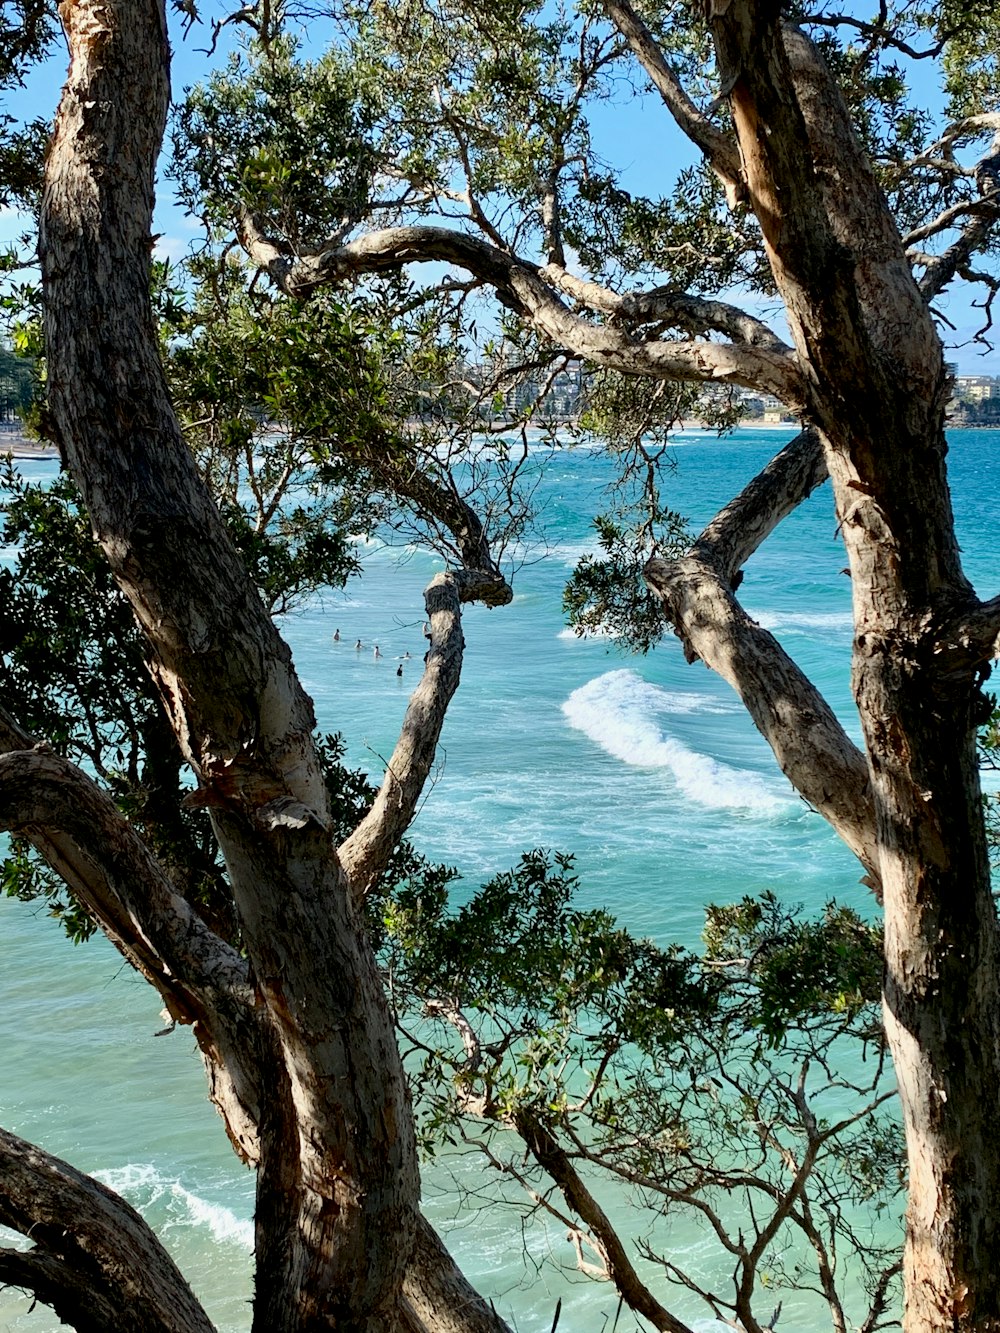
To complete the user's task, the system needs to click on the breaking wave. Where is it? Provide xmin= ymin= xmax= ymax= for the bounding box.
xmin=561 ymin=670 xmax=789 ymax=814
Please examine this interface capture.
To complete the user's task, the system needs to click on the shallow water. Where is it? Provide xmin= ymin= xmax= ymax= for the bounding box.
xmin=2 ymin=428 xmax=998 ymax=1331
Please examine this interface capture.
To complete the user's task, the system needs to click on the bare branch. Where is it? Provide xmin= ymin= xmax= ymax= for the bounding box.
xmin=540 ymin=264 xmax=790 ymax=350
xmin=513 ymin=1112 xmax=697 ymax=1333
xmin=644 ymin=431 xmax=881 ymax=885
xmin=916 ymin=208 xmax=1000 ymax=301
xmin=0 ymin=714 xmax=266 ymax=1162
xmin=601 ymin=0 xmax=746 ymax=205
xmin=802 ymin=13 xmax=954 ymax=60
xmin=0 ymin=722 xmax=250 ymax=1015
xmin=339 ymin=566 xmax=509 ymax=900
xmin=915 ymin=167 xmax=1000 ymax=300
xmin=903 ymin=196 xmax=1000 ymax=249
xmin=901 ymin=115 xmax=1000 ymax=176
xmin=0 ymin=1127 xmax=216 ymax=1333
xmin=239 ymin=218 xmax=806 ymax=405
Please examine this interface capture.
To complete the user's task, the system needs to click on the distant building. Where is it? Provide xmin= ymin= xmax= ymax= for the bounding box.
xmin=950 ymin=374 xmax=1000 ymax=425
xmin=955 ymin=375 xmax=997 ymax=402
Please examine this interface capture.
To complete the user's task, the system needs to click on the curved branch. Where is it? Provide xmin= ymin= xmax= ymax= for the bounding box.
xmin=902 ymin=196 xmax=1000 ymax=249
xmin=644 ymin=431 xmax=881 ymax=885
xmin=0 ymin=729 xmax=266 ymax=1162
xmin=339 ymin=567 xmax=509 ymax=900
xmin=901 ymin=115 xmax=1000 ymax=176
xmin=240 ymin=219 xmax=806 ymax=406
xmin=601 ymin=0 xmax=746 ymax=205
xmin=539 ymin=264 xmax=790 ymax=350
xmin=802 ymin=13 xmax=953 ymax=60
xmin=355 ymin=446 xmax=510 ymax=582
xmin=916 ymin=202 xmax=1000 ymax=302
xmin=0 ymin=1127 xmax=216 ymax=1333
xmin=0 ymin=732 xmax=250 ymax=1014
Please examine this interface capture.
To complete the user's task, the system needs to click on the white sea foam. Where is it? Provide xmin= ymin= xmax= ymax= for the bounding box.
xmin=170 ymin=1183 xmax=254 ymax=1249
xmin=95 ymin=1164 xmax=253 ymax=1250
xmin=750 ymin=608 xmax=853 ymax=633
xmin=562 ymin=670 xmax=788 ymax=814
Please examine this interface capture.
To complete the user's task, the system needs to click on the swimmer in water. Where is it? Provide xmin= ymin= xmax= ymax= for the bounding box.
xmin=396 ymin=663 xmax=403 ymax=677
xmin=355 ymin=639 xmax=363 ymax=651
xmin=373 ymin=644 xmax=382 ymax=660
xmin=333 ymin=628 xmax=340 ymax=642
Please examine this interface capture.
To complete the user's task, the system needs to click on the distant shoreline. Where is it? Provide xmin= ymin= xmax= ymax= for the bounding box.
xmin=0 ymin=429 xmax=59 ymax=460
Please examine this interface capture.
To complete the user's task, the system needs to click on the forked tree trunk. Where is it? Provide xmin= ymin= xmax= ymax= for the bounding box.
xmin=705 ymin=5 xmax=1000 ymax=1327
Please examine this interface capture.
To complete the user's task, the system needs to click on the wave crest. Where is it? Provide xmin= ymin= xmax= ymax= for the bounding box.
xmin=562 ymin=670 xmax=788 ymax=815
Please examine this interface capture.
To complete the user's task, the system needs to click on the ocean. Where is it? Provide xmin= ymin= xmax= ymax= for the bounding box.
xmin=2 ymin=427 xmax=998 ymax=1331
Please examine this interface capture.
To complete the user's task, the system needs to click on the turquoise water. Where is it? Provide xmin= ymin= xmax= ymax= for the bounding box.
xmin=2 ymin=428 xmax=999 ymax=1331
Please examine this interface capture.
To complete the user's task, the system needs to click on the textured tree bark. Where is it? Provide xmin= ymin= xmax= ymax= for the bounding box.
xmin=40 ymin=0 xmax=420 ymax=1327
xmin=0 ymin=1129 xmax=217 ymax=1333
xmin=700 ymin=6 xmax=1000 ymax=1328
xmin=239 ymin=217 xmax=806 ymax=406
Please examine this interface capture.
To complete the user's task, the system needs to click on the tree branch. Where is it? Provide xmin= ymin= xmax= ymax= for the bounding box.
xmin=644 ymin=431 xmax=881 ymax=885
xmin=0 ymin=726 xmax=250 ymax=1015
xmin=600 ymin=0 xmax=746 ymax=205
xmin=338 ymin=567 xmax=507 ymax=900
xmin=916 ymin=201 xmax=1000 ymax=302
xmin=0 ymin=1127 xmax=216 ymax=1333
xmin=802 ymin=13 xmax=954 ymax=61
xmin=513 ymin=1111 xmax=697 ymax=1333
xmin=931 ymin=593 xmax=1000 ymax=674
xmin=0 ymin=715 xmax=266 ymax=1162
xmin=239 ymin=218 xmax=806 ymax=405
xmin=902 ymin=197 xmax=1000 ymax=249
xmin=539 ymin=264 xmax=790 ymax=350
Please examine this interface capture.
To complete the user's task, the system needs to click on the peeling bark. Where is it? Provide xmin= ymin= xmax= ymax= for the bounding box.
xmin=699 ymin=7 xmax=1000 ymax=1327
xmin=239 ymin=218 xmax=806 ymax=407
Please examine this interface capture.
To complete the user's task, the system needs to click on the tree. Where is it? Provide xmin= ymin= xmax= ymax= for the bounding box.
xmin=3 ymin=0 xmax=1000 ymax=1330
xmin=218 ymin=3 xmax=1000 ymax=1327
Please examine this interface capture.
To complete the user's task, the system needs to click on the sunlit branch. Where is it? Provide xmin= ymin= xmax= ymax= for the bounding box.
xmin=644 ymin=431 xmax=881 ymax=885
xmin=0 ymin=1127 xmax=216 ymax=1333
xmin=600 ymin=0 xmax=745 ymax=205
xmin=240 ymin=217 xmax=807 ymax=405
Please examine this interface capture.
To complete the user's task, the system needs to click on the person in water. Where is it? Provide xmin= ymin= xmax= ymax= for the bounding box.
xmin=333 ymin=628 xmax=340 ymax=642
xmin=355 ymin=639 xmax=363 ymax=651
xmin=396 ymin=663 xmax=403 ymax=677
xmin=373 ymin=644 xmax=382 ymax=660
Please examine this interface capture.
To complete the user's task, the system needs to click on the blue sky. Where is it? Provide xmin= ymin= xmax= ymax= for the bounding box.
xmin=3 ymin=5 xmax=998 ymax=376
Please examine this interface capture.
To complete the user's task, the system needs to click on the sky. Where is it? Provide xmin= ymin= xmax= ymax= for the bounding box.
xmin=3 ymin=3 xmax=998 ymax=377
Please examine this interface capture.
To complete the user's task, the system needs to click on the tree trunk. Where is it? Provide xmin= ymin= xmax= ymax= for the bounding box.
xmin=40 ymin=0 xmax=420 ymax=1326
xmin=702 ymin=6 xmax=1000 ymax=1327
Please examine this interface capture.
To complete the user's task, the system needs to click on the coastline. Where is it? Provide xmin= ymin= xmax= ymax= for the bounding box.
xmin=0 ymin=429 xmax=59 ymax=460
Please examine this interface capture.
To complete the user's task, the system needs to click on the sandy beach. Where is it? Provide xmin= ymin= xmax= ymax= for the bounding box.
xmin=0 ymin=429 xmax=59 ymax=460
